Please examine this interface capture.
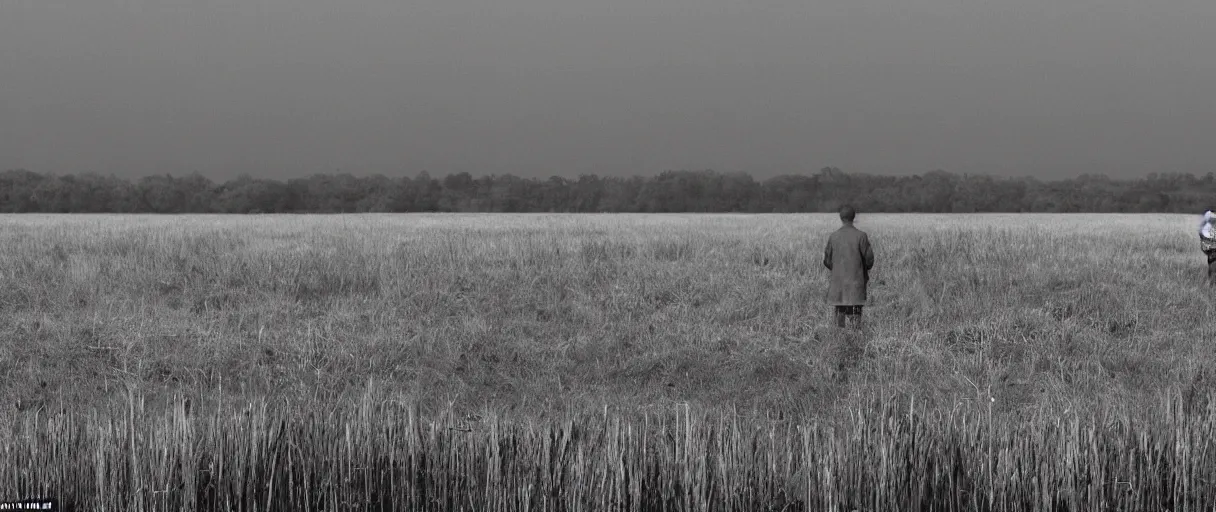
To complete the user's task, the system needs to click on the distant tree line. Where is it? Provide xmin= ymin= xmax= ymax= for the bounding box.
xmin=1 ymin=167 xmax=1214 ymax=214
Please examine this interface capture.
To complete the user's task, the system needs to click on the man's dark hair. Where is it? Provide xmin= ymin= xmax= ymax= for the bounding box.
xmin=839 ymin=205 xmax=856 ymax=222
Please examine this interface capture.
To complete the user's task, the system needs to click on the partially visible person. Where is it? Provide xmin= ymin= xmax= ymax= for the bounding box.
xmin=1201 ymin=210 xmax=1216 ymax=285
xmin=823 ymin=205 xmax=875 ymax=330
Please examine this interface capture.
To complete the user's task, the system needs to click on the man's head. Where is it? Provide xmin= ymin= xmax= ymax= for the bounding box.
xmin=839 ymin=205 xmax=856 ymax=223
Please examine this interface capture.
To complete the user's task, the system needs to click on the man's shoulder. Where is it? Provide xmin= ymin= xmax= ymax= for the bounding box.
xmin=837 ymin=226 xmax=871 ymax=246
xmin=838 ymin=225 xmax=868 ymax=237
xmin=828 ymin=226 xmax=862 ymax=244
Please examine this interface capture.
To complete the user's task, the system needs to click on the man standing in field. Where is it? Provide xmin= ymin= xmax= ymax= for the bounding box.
xmin=1201 ymin=211 xmax=1216 ymax=285
xmin=823 ymin=205 xmax=875 ymax=330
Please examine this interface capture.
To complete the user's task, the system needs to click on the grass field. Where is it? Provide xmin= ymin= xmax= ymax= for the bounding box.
xmin=2 ymin=212 xmax=1216 ymax=509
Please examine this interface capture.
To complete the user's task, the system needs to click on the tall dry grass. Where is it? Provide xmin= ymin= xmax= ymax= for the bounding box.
xmin=5 ymin=388 xmax=1216 ymax=510
xmin=2 ymin=212 xmax=1216 ymax=507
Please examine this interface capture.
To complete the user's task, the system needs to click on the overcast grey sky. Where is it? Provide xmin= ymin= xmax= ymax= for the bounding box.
xmin=2 ymin=0 xmax=1214 ymax=180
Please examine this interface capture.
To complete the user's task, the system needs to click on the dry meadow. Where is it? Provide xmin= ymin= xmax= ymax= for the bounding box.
xmin=2 ymin=212 xmax=1215 ymax=510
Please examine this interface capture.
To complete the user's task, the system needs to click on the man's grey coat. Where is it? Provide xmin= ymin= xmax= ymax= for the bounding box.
xmin=822 ymin=224 xmax=875 ymax=306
